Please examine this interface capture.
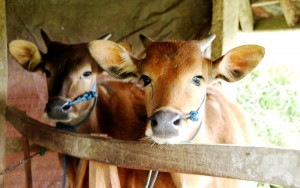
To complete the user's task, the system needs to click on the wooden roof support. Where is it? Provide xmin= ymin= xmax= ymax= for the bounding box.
xmin=6 ymin=106 xmax=300 ymax=187
xmin=280 ymin=0 xmax=299 ymax=27
xmin=211 ymin=0 xmax=239 ymax=59
xmin=239 ymin=0 xmax=254 ymax=32
xmin=251 ymin=0 xmax=279 ymax=7
xmin=0 ymin=0 xmax=7 ymax=187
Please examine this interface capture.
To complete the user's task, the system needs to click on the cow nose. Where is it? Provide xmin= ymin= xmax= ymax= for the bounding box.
xmin=149 ymin=111 xmax=181 ymax=137
xmin=62 ymin=103 xmax=72 ymax=112
xmin=46 ymin=98 xmax=69 ymax=112
xmin=45 ymin=98 xmax=70 ymax=120
xmin=149 ymin=111 xmax=181 ymax=127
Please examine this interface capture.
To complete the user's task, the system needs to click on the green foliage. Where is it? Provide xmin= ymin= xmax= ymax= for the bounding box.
xmin=236 ymin=64 xmax=300 ymax=146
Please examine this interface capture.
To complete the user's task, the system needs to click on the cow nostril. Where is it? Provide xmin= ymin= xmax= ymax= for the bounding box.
xmin=150 ymin=118 xmax=158 ymax=127
xmin=173 ymin=118 xmax=181 ymax=126
xmin=62 ymin=104 xmax=72 ymax=112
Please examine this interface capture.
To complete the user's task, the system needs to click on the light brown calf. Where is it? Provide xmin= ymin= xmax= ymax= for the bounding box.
xmin=8 ymin=30 xmax=147 ymax=187
xmin=89 ymin=34 xmax=265 ymax=187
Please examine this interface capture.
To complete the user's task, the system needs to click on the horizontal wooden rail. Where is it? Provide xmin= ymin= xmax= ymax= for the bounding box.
xmin=6 ymin=105 xmax=300 ymax=187
xmin=6 ymin=137 xmax=41 ymax=153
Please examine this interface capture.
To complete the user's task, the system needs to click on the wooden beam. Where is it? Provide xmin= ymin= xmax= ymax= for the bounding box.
xmin=280 ymin=0 xmax=299 ymax=27
xmin=23 ymin=136 xmax=32 ymax=188
xmin=0 ymin=0 xmax=7 ymax=187
xmin=239 ymin=0 xmax=254 ymax=32
xmin=6 ymin=106 xmax=300 ymax=187
xmin=6 ymin=137 xmax=41 ymax=153
xmin=251 ymin=0 xmax=279 ymax=7
xmin=211 ymin=0 xmax=239 ymax=59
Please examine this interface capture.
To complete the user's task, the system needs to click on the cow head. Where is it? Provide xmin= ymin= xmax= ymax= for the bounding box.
xmin=89 ymin=35 xmax=265 ymax=144
xmin=9 ymin=30 xmax=111 ymax=124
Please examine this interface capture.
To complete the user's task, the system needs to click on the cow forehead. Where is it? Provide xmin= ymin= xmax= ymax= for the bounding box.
xmin=44 ymin=42 xmax=96 ymax=74
xmin=140 ymin=41 xmax=208 ymax=79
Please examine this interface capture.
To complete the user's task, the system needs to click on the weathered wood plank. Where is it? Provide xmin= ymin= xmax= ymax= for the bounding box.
xmin=6 ymin=137 xmax=40 ymax=153
xmin=0 ymin=0 xmax=7 ymax=187
xmin=211 ymin=0 xmax=239 ymax=59
xmin=6 ymin=106 xmax=300 ymax=187
xmin=280 ymin=0 xmax=299 ymax=27
xmin=239 ymin=0 xmax=254 ymax=32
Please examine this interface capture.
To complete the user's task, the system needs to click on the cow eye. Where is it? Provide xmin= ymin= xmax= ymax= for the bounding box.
xmin=43 ymin=69 xmax=51 ymax=78
xmin=192 ymin=76 xmax=202 ymax=86
xmin=141 ymin=75 xmax=151 ymax=86
xmin=82 ymin=71 xmax=92 ymax=78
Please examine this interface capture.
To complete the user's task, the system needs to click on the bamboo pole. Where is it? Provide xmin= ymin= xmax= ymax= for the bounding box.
xmin=0 ymin=0 xmax=7 ymax=187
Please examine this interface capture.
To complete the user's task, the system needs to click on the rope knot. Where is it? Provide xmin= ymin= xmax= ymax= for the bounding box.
xmin=85 ymin=91 xmax=98 ymax=101
xmin=189 ymin=111 xmax=199 ymax=121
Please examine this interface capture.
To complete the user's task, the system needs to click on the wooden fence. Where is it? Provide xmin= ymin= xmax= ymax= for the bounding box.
xmin=5 ymin=105 xmax=300 ymax=187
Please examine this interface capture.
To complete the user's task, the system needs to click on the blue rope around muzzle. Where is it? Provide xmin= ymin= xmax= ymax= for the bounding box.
xmin=62 ymin=83 xmax=98 ymax=111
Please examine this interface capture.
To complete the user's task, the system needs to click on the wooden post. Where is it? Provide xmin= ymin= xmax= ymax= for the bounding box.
xmin=239 ymin=0 xmax=254 ymax=32
xmin=89 ymin=161 xmax=120 ymax=188
xmin=74 ymin=159 xmax=88 ymax=188
xmin=280 ymin=0 xmax=299 ymax=27
xmin=0 ymin=0 xmax=7 ymax=187
xmin=23 ymin=136 xmax=32 ymax=188
xmin=211 ymin=0 xmax=239 ymax=59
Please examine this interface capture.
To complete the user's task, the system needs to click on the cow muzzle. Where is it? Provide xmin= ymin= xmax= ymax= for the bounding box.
xmin=45 ymin=97 xmax=73 ymax=121
xmin=148 ymin=111 xmax=181 ymax=138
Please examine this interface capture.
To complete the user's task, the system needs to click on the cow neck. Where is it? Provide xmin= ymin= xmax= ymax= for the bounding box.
xmin=56 ymin=83 xmax=98 ymax=132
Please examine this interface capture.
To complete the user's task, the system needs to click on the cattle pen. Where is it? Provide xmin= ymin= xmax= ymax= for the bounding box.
xmin=4 ymin=106 xmax=300 ymax=187
xmin=1 ymin=0 xmax=300 ymax=187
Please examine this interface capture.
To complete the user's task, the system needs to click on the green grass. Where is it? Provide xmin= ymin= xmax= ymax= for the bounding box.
xmin=236 ymin=63 xmax=300 ymax=147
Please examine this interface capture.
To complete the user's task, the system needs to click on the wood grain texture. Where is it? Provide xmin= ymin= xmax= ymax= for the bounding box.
xmin=239 ymin=0 xmax=254 ymax=32
xmin=6 ymin=106 xmax=300 ymax=187
xmin=6 ymin=137 xmax=40 ymax=153
xmin=211 ymin=0 xmax=239 ymax=59
xmin=280 ymin=0 xmax=299 ymax=27
xmin=0 ymin=0 xmax=7 ymax=187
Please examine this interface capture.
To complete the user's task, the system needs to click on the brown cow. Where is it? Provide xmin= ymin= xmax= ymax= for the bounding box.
xmin=89 ymin=34 xmax=265 ymax=187
xmin=8 ymin=30 xmax=148 ymax=187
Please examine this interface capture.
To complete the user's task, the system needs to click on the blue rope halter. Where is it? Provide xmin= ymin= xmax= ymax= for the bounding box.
xmin=56 ymin=82 xmax=98 ymax=131
xmin=55 ymin=82 xmax=98 ymax=188
xmin=180 ymin=95 xmax=206 ymax=122
xmin=180 ymin=94 xmax=206 ymax=143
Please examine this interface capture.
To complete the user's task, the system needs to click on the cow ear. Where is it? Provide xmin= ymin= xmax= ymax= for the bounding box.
xmin=212 ymin=45 xmax=265 ymax=82
xmin=89 ymin=40 xmax=139 ymax=80
xmin=139 ymin=34 xmax=153 ymax=48
xmin=9 ymin=40 xmax=43 ymax=72
xmin=41 ymin=29 xmax=52 ymax=48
